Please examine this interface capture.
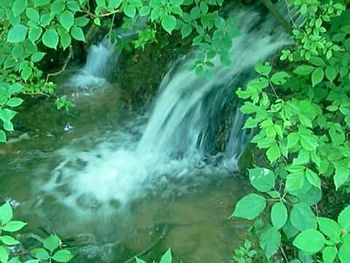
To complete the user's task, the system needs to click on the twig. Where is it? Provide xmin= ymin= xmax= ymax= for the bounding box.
xmin=123 ymin=224 xmax=169 ymax=263
xmin=108 ymin=13 xmax=116 ymax=42
xmin=280 ymin=246 xmax=288 ymax=262
xmin=99 ymin=9 xmax=120 ymax=17
xmin=284 ymin=0 xmax=298 ymax=29
xmin=261 ymin=0 xmax=293 ymax=34
xmin=45 ymin=46 xmax=73 ymax=85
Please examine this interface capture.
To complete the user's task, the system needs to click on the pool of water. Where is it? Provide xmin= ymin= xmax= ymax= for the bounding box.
xmin=0 ymin=81 xmax=250 ymax=262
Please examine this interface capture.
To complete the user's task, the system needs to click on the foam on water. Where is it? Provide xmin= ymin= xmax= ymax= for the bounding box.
xmin=69 ymin=41 xmax=116 ymax=88
xmin=40 ymin=9 xmax=290 ymax=213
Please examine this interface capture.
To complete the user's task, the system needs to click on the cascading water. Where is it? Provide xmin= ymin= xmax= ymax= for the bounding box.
xmin=40 ymin=9 xmax=290 ymax=213
xmin=69 ymin=40 xmax=116 ymax=88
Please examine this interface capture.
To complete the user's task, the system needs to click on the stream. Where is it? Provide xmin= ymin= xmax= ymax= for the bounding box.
xmin=0 ymin=7 xmax=289 ymax=263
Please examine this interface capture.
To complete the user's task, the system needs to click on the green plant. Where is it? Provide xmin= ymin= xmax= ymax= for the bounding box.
xmin=0 ymin=0 xmax=239 ymax=142
xmin=0 ymin=202 xmax=73 ymax=263
xmin=55 ymin=96 xmax=75 ymax=111
xmin=0 ymin=83 xmax=24 ymax=142
xmin=135 ymin=248 xmax=172 ymax=263
xmin=233 ymin=240 xmax=257 ymax=263
xmin=232 ymin=0 xmax=350 ymax=262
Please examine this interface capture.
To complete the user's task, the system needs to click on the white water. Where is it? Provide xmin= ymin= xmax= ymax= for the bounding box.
xmin=69 ymin=41 xmax=116 ymax=88
xmin=41 ymin=10 xmax=290 ymax=213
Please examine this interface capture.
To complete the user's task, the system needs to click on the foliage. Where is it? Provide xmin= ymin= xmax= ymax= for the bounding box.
xmin=55 ymin=96 xmax=75 ymax=111
xmin=135 ymin=248 xmax=172 ymax=263
xmin=233 ymin=240 xmax=257 ymax=263
xmin=0 ymin=0 xmax=239 ymax=142
xmin=232 ymin=0 xmax=350 ymax=262
xmin=0 ymin=202 xmax=73 ymax=263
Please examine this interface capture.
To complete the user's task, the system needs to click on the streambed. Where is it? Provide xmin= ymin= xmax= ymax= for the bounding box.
xmin=0 ymin=81 xmax=250 ymax=263
xmin=0 ymin=8 xmax=289 ymax=262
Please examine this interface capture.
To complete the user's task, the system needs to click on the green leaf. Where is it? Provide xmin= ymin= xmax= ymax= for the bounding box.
xmin=135 ymin=258 xmax=147 ymax=263
xmin=271 ymin=202 xmax=288 ymax=230
xmin=247 ymin=77 xmax=269 ymax=90
xmin=0 ymin=130 xmax=6 ymax=143
xmin=58 ymin=29 xmax=71 ymax=49
xmin=43 ymin=235 xmax=61 ymax=252
xmin=266 ymin=143 xmax=281 ymax=163
xmin=26 ymin=8 xmax=40 ymax=22
xmin=10 ymin=83 xmax=23 ymax=95
xmin=161 ymin=14 xmax=177 ymax=34
xmin=40 ymin=13 xmax=53 ymax=27
xmin=311 ymin=67 xmax=324 ymax=87
xmin=0 ymin=235 xmax=20 ymax=245
xmin=249 ymin=167 xmax=275 ymax=192
xmin=309 ymin=56 xmax=326 ymax=67
xmin=31 ymin=52 xmax=46 ymax=63
xmin=93 ymin=17 xmax=101 ymax=26
xmin=287 ymin=133 xmax=299 ymax=149
xmin=50 ymin=0 xmax=65 ymax=14
xmin=325 ymin=66 xmax=338 ymax=82
xmin=290 ymin=202 xmax=316 ymax=231
xmin=139 ymin=6 xmax=150 ymax=16
xmin=29 ymin=26 xmax=43 ymax=43
xmin=271 ymin=71 xmax=290 ymax=85
xmin=12 ymin=0 xmax=27 ymax=17
xmin=21 ymin=65 xmax=32 ymax=81
xmin=293 ymin=65 xmax=315 ymax=76
xmin=52 ymin=249 xmax=74 ymax=262
xmin=181 ymin=23 xmax=192 ymax=38
xmin=299 ymin=131 xmax=318 ymax=151
xmin=34 ymin=0 xmax=50 ymax=7
xmin=3 ymin=221 xmax=27 ymax=232
xmin=317 ymin=217 xmax=341 ymax=240
xmin=42 ymin=29 xmax=59 ymax=49
xmin=286 ymin=170 xmax=305 ymax=192
xmin=59 ymin=10 xmax=74 ymax=31
xmin=24 ymin=260 xmax=40 ymax=263
xmin=71 ymin=26 xmax=85 ymax=42
xmin=305 ymin=169 xmax=321 ymax=189
xmin=259 ymin=226 xmax=281 ymax=259
xmin=232 ymin=194 xmax=266 ymax=220
xmin=7 ymin=24 xmax=28 ymax=43
xmin=293 ymin=229 xmax=325 ymax=254
xmin=159 ymin=248 xmax=172 ymax=263
xmin=334 ymin=164 xmax=349 ymax=190
xmin=123 ymin=5 xmax=136 ymax=18
xmin=7 ymin=98 xmax=24 ymax=107
xmin=0 ymin=246 xmax=9 ymax=263
xmin=322 ymin=246 xmax=338 ymax=263
xmin=108 ymin=0 xmax=122 ymax=9
xmin=0 ymin=203 xmax=13 ymax=224
xmin=9 ymin=256 xmax=22 ymax=263
xmin=255 ymin=62 xmax=272 ymax=76
xmin=0 ymin=109 xmax=17 ymax=123
xmin=67 ymin=0 xmax=80 ymax=11
xmin=339 ymin=242 xmax=350 ymax=263
xmin=32 ymin=248 xmax=50 ymax=260
xmin=338 ymin=205 xmax=350 ymax=231
xmin=190 ymin=6 xmax=201 ymax=20
xmin=4 ymin=121 xmax=14 ymax=132
xmin=74 ymin=16 xmax=89 ymax=27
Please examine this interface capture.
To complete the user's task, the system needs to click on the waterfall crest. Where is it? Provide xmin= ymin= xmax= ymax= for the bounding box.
xmin=69 ymin=40 xmax=116 ymax=88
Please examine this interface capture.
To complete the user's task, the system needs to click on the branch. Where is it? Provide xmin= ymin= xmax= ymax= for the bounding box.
xmin=261 ymin=0 xmax=293 ymax=34
xmin=45 ymin=46 xmax=73 ymax=85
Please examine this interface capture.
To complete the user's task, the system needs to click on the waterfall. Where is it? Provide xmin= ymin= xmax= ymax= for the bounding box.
xmin=41 ymin=9 xmax=290 ymax=212
xmin=69 ymin=40 xmax=116 ymax=88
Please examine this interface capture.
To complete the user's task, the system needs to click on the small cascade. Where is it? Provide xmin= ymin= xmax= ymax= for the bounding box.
xmin=41 ymin=9 xmax=290 ymax=212
xmin=69 ymin=40 xmax=116 ymax=88
xmin=138 ymin=10 xmax=289 ymax=168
